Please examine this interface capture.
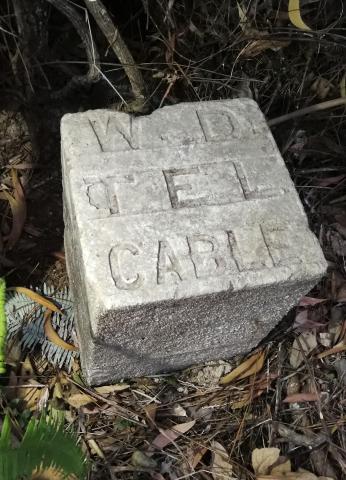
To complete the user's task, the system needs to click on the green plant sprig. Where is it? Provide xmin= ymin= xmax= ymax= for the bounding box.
xmin=0 ymin=277 xmax=6 ymax=374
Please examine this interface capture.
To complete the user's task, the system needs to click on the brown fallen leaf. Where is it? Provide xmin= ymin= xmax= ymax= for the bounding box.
xmin=6 ymin=358 xmax=47 ymax=411
xmin=149 ymin=420 xmax=195 ymax=452
xmin=144 ymin=404 xmax=158 ymax=428
xmin=298 ymin=297 xmax=327 ymax=307
xmin=0 ymin=169 xmax=27 ymax=249
xmin=311 ymin=78 xmax=333 ymax=100
xmin=293 ymin=310 xmax=325 ymax=331
xmin=252 ymin=447 xmax=280 ymax=475
xmin=336 ymin=283 xmax=346 ymax=302
xmin=44 ymin=310 xmax=78 ymax=351
xmin=283 ymin=392 xmax=320 ymax=403
xmin=315 ymin=175 xmax=346 ymax=187
xmin=253 ymin=448 xmax=333 ymax=480
xmin=271 ymin=459 xmax=292 ymax=474
xmin=241 ymin=38 xmax=290 ymax=58
xmin=220 ymin=350 xmax=265 ymax=385
xmin=94 ymin=384 xmax=130 ymax=394
xmin=190 ymin=446 xmax=208 ymax=469
xmin=210 ymin=440 xmax=237 ymax=479
xmin=16 ymin=380 xmax=46 ymax=411
xmin=131 ymin=450 xmax=157 ymax=469
xmin=231 ymin=373 xmax=278 ymax=409
xmin=67 ymin=392 xmax=94 ymax=408
xmin=256 ymin=473 xmax=317 ymax=479
xmin=289 ymin=331 xmax=317 ymax=368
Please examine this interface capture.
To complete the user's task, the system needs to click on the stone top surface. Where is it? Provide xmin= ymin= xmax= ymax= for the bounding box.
xmin=61 ymin=99 xmax=327 ymax=332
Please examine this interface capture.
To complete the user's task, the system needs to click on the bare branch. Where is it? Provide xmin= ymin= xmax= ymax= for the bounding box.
xmin=45 ymin=0 xmax=101 ymax=99
xmin=84 ymin=0 xmax=146 ymax=105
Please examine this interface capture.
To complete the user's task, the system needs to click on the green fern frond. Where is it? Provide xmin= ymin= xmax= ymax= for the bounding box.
xmin=0 ymin=414 xmax=87 ymax=480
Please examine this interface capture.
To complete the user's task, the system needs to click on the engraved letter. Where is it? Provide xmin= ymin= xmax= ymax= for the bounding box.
xmin=228 ymin=226 xmax=274 ymax=272
xmin=196 ymin=111 xmax=234 ymax=142
xmin=233 ymin=162 xmax=279 ymax=200
xmin=87 ymin=181 xmax=119 ymax=214
xmin=88 ymin=112 xmax=137 ymax=152
xmin=85 ymin=174 xmax=135 ymax=215
xmin=163 ymin=167 xmax=209 ymax=209
xmin=109 ymin=242 xmax=143 ymax=290
xmin=187 ymin=234 xmax=226 ymax=278
xmin=157 ymin=240 xmax=185 ymax=284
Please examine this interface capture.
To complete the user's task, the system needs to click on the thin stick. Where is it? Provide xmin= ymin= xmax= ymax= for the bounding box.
xmin=268 ymin=97 xmax=346 ymax=126
xmin=85 ymin=0 xmax=146 ymax=104
xmin=45 ymin=0 xmax=100 ymax=98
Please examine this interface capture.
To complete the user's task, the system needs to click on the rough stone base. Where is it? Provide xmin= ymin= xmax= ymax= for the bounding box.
xmin=61 ymin=99 xmax=326 ymax=385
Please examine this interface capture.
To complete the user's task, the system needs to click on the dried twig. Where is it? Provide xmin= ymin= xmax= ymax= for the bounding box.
xmin=276 ymin=423 xmax=329 ymax=449
xmin=11 ymin=0 xmax=50 ymax=96
xmin=84 ymin=0 xmax=146 ymax=107
xmin=45 ymin=0 xmax=100 ymax=98
xmin=268 ymin=97 xmax=346 ymax=126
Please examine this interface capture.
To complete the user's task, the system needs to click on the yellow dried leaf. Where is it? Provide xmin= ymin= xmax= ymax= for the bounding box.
xmin=288 ymin=0 xmax=311 ymax=31
xmin=241 ymin=38 xmax=290 ymax=57
xmin=87 ymin=439 xmax=105 ymax=459
xmin=131 ymin=450 xmax=157 ymax=469
xmin=231 ymin=395 xmax=252 ymax=409
xmin=210 ymin=440 xmax=237 ymax=479
xmin=252 ymin=447 xmax=280 ymax=475
xmin=238 ymin=351 xmax=265 ymax=379
xmin=317 ymin=341 xmax=346 ymax=359
xmin=294 ymin=469 xmax=319 ymax=480
xmin=44 ymin=310 xmax=78 ymax=351
xmin=237 ymin=1 xmax=250 ymax=32
xmin=17 ymin=380 xmax=45 ymax=411
xmin=220 ymin=351 xmax=264 ymax=385
xmin=8 ymin=287 xmax=62 ymax=314
xmin=271 ymin=459 xmax=292 ymax=474
xmin=94 ymin=384 xmax=130 ymax=394
xmin=67 ymin=392 xmax=94 ymax=408
xmin=31 ymin=466 xmax=77 ymax=480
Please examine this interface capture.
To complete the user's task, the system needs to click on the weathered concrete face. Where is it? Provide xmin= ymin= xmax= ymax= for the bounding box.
xmin=61 ymin=99 xmax=327 ymax=385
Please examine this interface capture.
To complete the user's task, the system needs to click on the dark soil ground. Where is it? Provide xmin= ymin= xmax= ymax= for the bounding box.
xmin=0 ymin=1 xmax=346 ymax=479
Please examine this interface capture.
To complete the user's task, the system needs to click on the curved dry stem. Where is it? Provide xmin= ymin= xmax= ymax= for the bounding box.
xmin=45 ymin=0 xmax=101 ymax=98
xmin=268 ymin=97 xmax=346 ymax=126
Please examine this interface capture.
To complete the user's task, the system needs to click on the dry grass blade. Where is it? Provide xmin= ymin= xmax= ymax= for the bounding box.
xmin=44 ymin=310 xmax=78 ymax=351
xmin=340 ymin=73 xmax=346 ymax=97
xmin=317 ymin=341 xmax=346 ymax=359
xmin=220 ymin=350 xmax=265 ymax=385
